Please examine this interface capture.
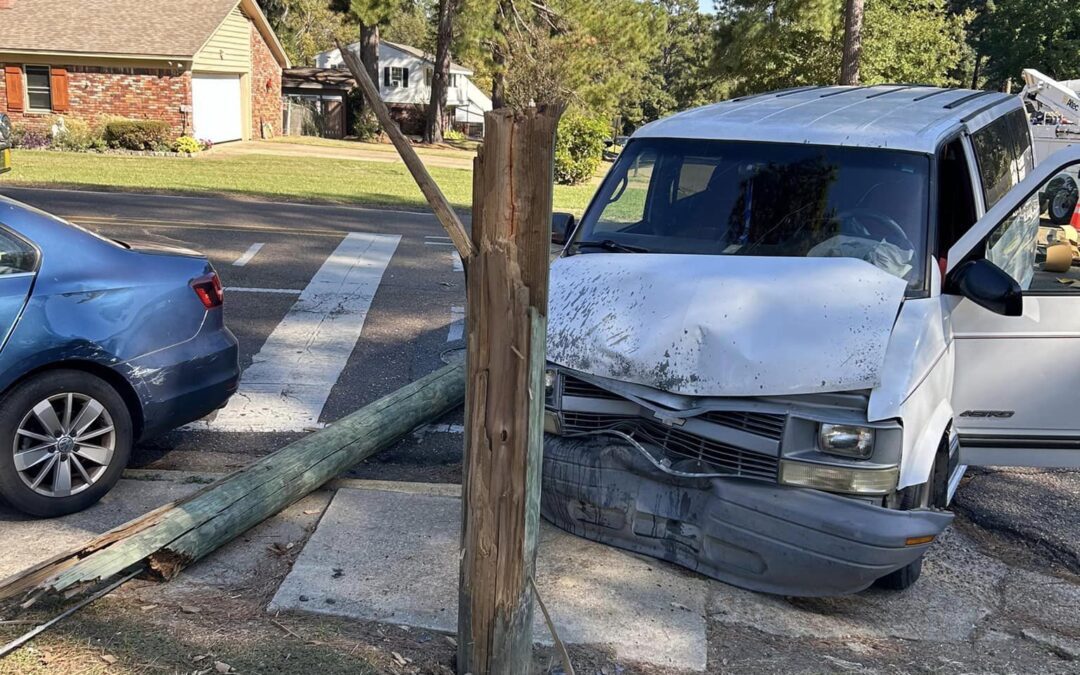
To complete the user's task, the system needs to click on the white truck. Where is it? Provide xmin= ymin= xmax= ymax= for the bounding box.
xmin=1021 ymin=69 xmax=1080 ymax=223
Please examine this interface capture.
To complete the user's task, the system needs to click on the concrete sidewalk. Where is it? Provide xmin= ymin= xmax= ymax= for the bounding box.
xmin=269 ymin=485 xmax=710 ymax=671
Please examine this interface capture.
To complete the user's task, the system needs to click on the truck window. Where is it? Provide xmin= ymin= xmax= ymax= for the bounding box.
xmin=936 ymin=138 xmax=978 ymax=258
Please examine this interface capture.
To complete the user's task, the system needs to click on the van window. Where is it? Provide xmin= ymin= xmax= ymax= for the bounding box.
xmin=936 ymin=138 xmax=978 ymax=258
xmin=577 ymin=139 xmax=931 ymax=293
xmin=971 ymin=116 xmax=1015 ymax=209
xmin=595 ymin=149 xmax=656 ymax=229
xmin=1006 ymin=108 xmax=1035 ymax=179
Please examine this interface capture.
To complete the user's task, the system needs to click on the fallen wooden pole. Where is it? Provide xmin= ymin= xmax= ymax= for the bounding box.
xmin=458 ymin=106 xmax=561 ymax=674
xmin=335 ymin=39 xmax=475 ymax=265
xmin=0 ymin=363 xmax=465 ymax=607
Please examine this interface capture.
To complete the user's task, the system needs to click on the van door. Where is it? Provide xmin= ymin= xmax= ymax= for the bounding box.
xmin=947 ymin=145 xmax=1080 ymax=468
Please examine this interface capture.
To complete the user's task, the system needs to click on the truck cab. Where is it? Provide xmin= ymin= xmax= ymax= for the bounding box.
xmin=541 ymin=85 xmax=1080 ymax=595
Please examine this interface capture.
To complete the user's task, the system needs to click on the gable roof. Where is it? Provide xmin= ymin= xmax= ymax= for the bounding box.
xmin=382 ymin=41 xmax=472 ymax=75
xmin=0 ymin=0 xmax=289 ymax=66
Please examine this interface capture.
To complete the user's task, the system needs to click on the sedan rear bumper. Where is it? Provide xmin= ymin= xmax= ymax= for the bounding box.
xmin=120 ymin=323 xmax=240 ymax=438
xmin=542 ymin=435 xmax=953 ymax=596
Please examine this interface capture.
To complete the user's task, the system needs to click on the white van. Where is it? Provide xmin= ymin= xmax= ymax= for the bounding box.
xmin=541 ymin=85 xmax=1080 ymax=596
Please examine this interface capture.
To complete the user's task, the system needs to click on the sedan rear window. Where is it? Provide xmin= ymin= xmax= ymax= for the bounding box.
xmin=576 ymin=139 xmax=931 ymax=292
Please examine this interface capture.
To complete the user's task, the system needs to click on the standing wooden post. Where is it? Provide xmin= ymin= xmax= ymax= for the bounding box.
xmin=458 ymin=106 xmax=561 ymax=674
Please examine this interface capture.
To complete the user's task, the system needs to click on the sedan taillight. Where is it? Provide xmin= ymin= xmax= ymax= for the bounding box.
xmin=191 ymin=272 xmax=223 ymax=309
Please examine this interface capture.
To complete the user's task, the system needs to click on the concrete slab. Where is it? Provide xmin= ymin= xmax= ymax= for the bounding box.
xmin=269 ymin=487 xmax=708 ymax=671
xmin=0 ymin=476 xmax=202 ymax=579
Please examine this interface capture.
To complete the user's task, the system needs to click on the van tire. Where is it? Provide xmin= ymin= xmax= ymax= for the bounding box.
xmin=875 ymin=557 xmax=923 ymax=590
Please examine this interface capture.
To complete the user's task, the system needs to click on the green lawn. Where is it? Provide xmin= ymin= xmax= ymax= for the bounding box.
xmin=4 ymin=150 xmax=598 ymax=214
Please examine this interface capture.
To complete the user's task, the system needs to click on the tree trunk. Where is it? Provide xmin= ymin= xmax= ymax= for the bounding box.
xmin=457 ymin=105 xmax=562 ymax=675
xmin=425 ymin=0 xmax=458 ymax=144
xmin=971 ymin=53 xmax=983 ymax=90
xmin=840 ymin=0 xmax=864 ymax=86
xmin=490 ymin=0 xmax=512 ymax=109
xmin=358 ymin=22 xmax=380 ymax=112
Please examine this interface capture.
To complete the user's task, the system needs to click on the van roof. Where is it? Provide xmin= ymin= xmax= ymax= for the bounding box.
xmin=634 ymin=85 xmax=1020 ymax=154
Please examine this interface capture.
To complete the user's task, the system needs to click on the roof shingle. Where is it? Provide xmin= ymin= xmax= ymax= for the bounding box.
xmin=0 ymin=0 xmax=239 ymax=58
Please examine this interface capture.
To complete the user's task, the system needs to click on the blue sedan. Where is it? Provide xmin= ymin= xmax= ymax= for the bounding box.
xmin=0 ymin=195 xmax=239 ymax=517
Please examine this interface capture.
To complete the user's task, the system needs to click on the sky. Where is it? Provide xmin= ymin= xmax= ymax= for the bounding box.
xmin=699 ymin=0 xmax=714 ymax=12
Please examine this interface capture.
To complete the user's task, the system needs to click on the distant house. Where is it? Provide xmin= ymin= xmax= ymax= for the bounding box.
xmin=0 ymin=0 xmax=290 ymax=143
xmin=316 ymin=41 xmax=491 ymax=136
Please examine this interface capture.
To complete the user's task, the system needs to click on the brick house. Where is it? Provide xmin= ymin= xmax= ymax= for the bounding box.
xmin=0 ymin=0 xmax=290 ymax=143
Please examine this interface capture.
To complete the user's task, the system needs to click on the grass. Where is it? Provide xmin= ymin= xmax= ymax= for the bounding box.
xmin=5 ymin=149 xmax=599 ymax=214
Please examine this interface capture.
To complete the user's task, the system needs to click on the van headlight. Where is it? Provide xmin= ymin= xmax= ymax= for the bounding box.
xmin=779 ymin=461 xmax=898 ymax=495
xmin=818 ymin=423 xmax=875 ymax=459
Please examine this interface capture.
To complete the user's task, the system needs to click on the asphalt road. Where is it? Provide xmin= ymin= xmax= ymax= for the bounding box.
xmin=0 ymin=186 xmax=470 ymax=483
xmin=1 ymin=184 xmax=1078 ymax=590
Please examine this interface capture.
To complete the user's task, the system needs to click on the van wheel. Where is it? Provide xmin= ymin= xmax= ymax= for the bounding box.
xmin=0 ymin=370 xmax=132 ymax=517
xmin=875 ymin=556 xmax=923 ymax=590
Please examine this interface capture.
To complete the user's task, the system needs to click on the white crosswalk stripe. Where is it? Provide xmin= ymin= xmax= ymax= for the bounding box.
xmin=193 ymin=232 xmax=401 ymax=432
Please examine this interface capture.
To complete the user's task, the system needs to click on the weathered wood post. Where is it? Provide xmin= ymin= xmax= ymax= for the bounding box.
xmin=457 ymin=106 xmax=561 ymax=674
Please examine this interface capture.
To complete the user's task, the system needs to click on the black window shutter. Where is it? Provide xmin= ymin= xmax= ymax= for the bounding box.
xmin=403 ymin=68 xmax=409 ymax=87
xmin=384 ymin=67 xmax=391 ymax=87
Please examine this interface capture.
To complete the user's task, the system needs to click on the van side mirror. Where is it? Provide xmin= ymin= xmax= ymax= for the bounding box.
xmin=946 ymin=258 xmax=1023 ymax=316
xmin=551 ymin=212 xmax=575 ymax=246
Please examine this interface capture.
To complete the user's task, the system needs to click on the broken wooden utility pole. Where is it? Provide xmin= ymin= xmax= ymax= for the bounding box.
xmin=335 ymin=40 xmax=475 ymax=265
xmin=0 ymin=364 xmax=465 ymax=607
xmin=458 ymin=106 xmax=562 ymax=675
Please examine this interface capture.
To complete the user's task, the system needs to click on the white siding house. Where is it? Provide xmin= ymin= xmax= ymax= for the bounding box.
xmin=316 ymin=41 xmax=491 ymax=135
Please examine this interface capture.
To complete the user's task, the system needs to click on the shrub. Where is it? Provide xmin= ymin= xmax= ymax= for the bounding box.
xmin=443 ymin=128 xmax=465 ymax=141
xmin=554 ymin=112 xmax=609 ymax=185
xmin=103 ymin=119 xmax=171 ymax=151
xmin=51 ymin=116 xmax=101 ymax=152
xmin=353 ymin=108 xmax=381 ymax=142
xmin=172 ymin=136 xmax=201 ymax=154
xmin=13 ymin=127 xmax=50 ymax=150
xmin=199 ymin=138 xmax=214 ymax=151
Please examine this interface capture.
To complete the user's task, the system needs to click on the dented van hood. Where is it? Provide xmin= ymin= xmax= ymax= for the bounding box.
xmin=547 ymin=253 xmax=908 ymax=397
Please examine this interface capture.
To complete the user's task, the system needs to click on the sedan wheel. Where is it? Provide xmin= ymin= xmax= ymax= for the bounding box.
xmin=14 ymin=393 xmax=116 ymax=498
xmin=0 ymin=370 xmax=132 ymax=517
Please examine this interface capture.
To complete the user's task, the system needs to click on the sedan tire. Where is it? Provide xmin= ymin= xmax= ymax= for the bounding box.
xmin=0 ymin=370 xmax=132 ymax=517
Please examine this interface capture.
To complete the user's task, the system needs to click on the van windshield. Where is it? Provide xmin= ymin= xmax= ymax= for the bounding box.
xmin=574 ymin=138 xmax=931 ymax=291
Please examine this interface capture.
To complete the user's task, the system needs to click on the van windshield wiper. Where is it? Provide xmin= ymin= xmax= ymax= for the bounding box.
xmin=575 ymin=239 xmax=650 ymax=253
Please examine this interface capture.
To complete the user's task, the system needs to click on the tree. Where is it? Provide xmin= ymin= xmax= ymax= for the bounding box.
xmin=257 ymin=0 xmax=355 ymax=65
xmin=425 ymin=0 xmax=461 ymax=143
xmin=713 ymin=0 xmax=971 ymax=97
xmin=840 ymin=0 xmax=864 ymax=84
xmin=962 ymin=0 xmax=1080 ymax=90
xmin=636 ymin=1 xmax=719 ymax=124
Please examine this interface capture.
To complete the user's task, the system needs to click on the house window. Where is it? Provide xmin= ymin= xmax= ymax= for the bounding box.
xmin=24 ymin=66 xmax=51 ymax=111
xmin=384 ymin=66 xmax=409 ymax=89
xmin=449 ymin=74 xmax=459 ymax=88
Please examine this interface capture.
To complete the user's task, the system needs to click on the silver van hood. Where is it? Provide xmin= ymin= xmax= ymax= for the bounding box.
xmin=546 ymin=253 xmax=908 ymax=397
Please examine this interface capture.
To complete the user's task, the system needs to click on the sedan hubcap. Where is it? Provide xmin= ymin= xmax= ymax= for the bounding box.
xmin=13 ymin=393 xmax=116 ymax=498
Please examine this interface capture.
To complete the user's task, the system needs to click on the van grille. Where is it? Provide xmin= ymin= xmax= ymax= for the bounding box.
xmin=560 ymin=411 xmax=780 ymax=481
xmin=701 ymin=411 xmax=786 ymax=440
xmin=562 ymin=376 xmax=624 ymax=401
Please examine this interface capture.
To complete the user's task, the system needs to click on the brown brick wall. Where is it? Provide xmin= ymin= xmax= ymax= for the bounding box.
xmin=250 ymin=23 xmax=282 ymax=138
xmin=0 ymin=63 xmax=191 ymax=136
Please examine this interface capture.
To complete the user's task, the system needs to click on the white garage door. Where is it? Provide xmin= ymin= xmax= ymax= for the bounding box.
xmin=192 ymin=74 xmax=244 ymax=143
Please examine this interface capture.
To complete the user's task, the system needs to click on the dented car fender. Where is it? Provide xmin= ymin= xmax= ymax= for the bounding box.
xmin=868 ymin=288 xmax=955 ymax=489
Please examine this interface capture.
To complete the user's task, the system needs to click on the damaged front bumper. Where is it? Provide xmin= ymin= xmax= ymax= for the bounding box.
xmin=541 ymin=434 xmax=953 ymax=596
